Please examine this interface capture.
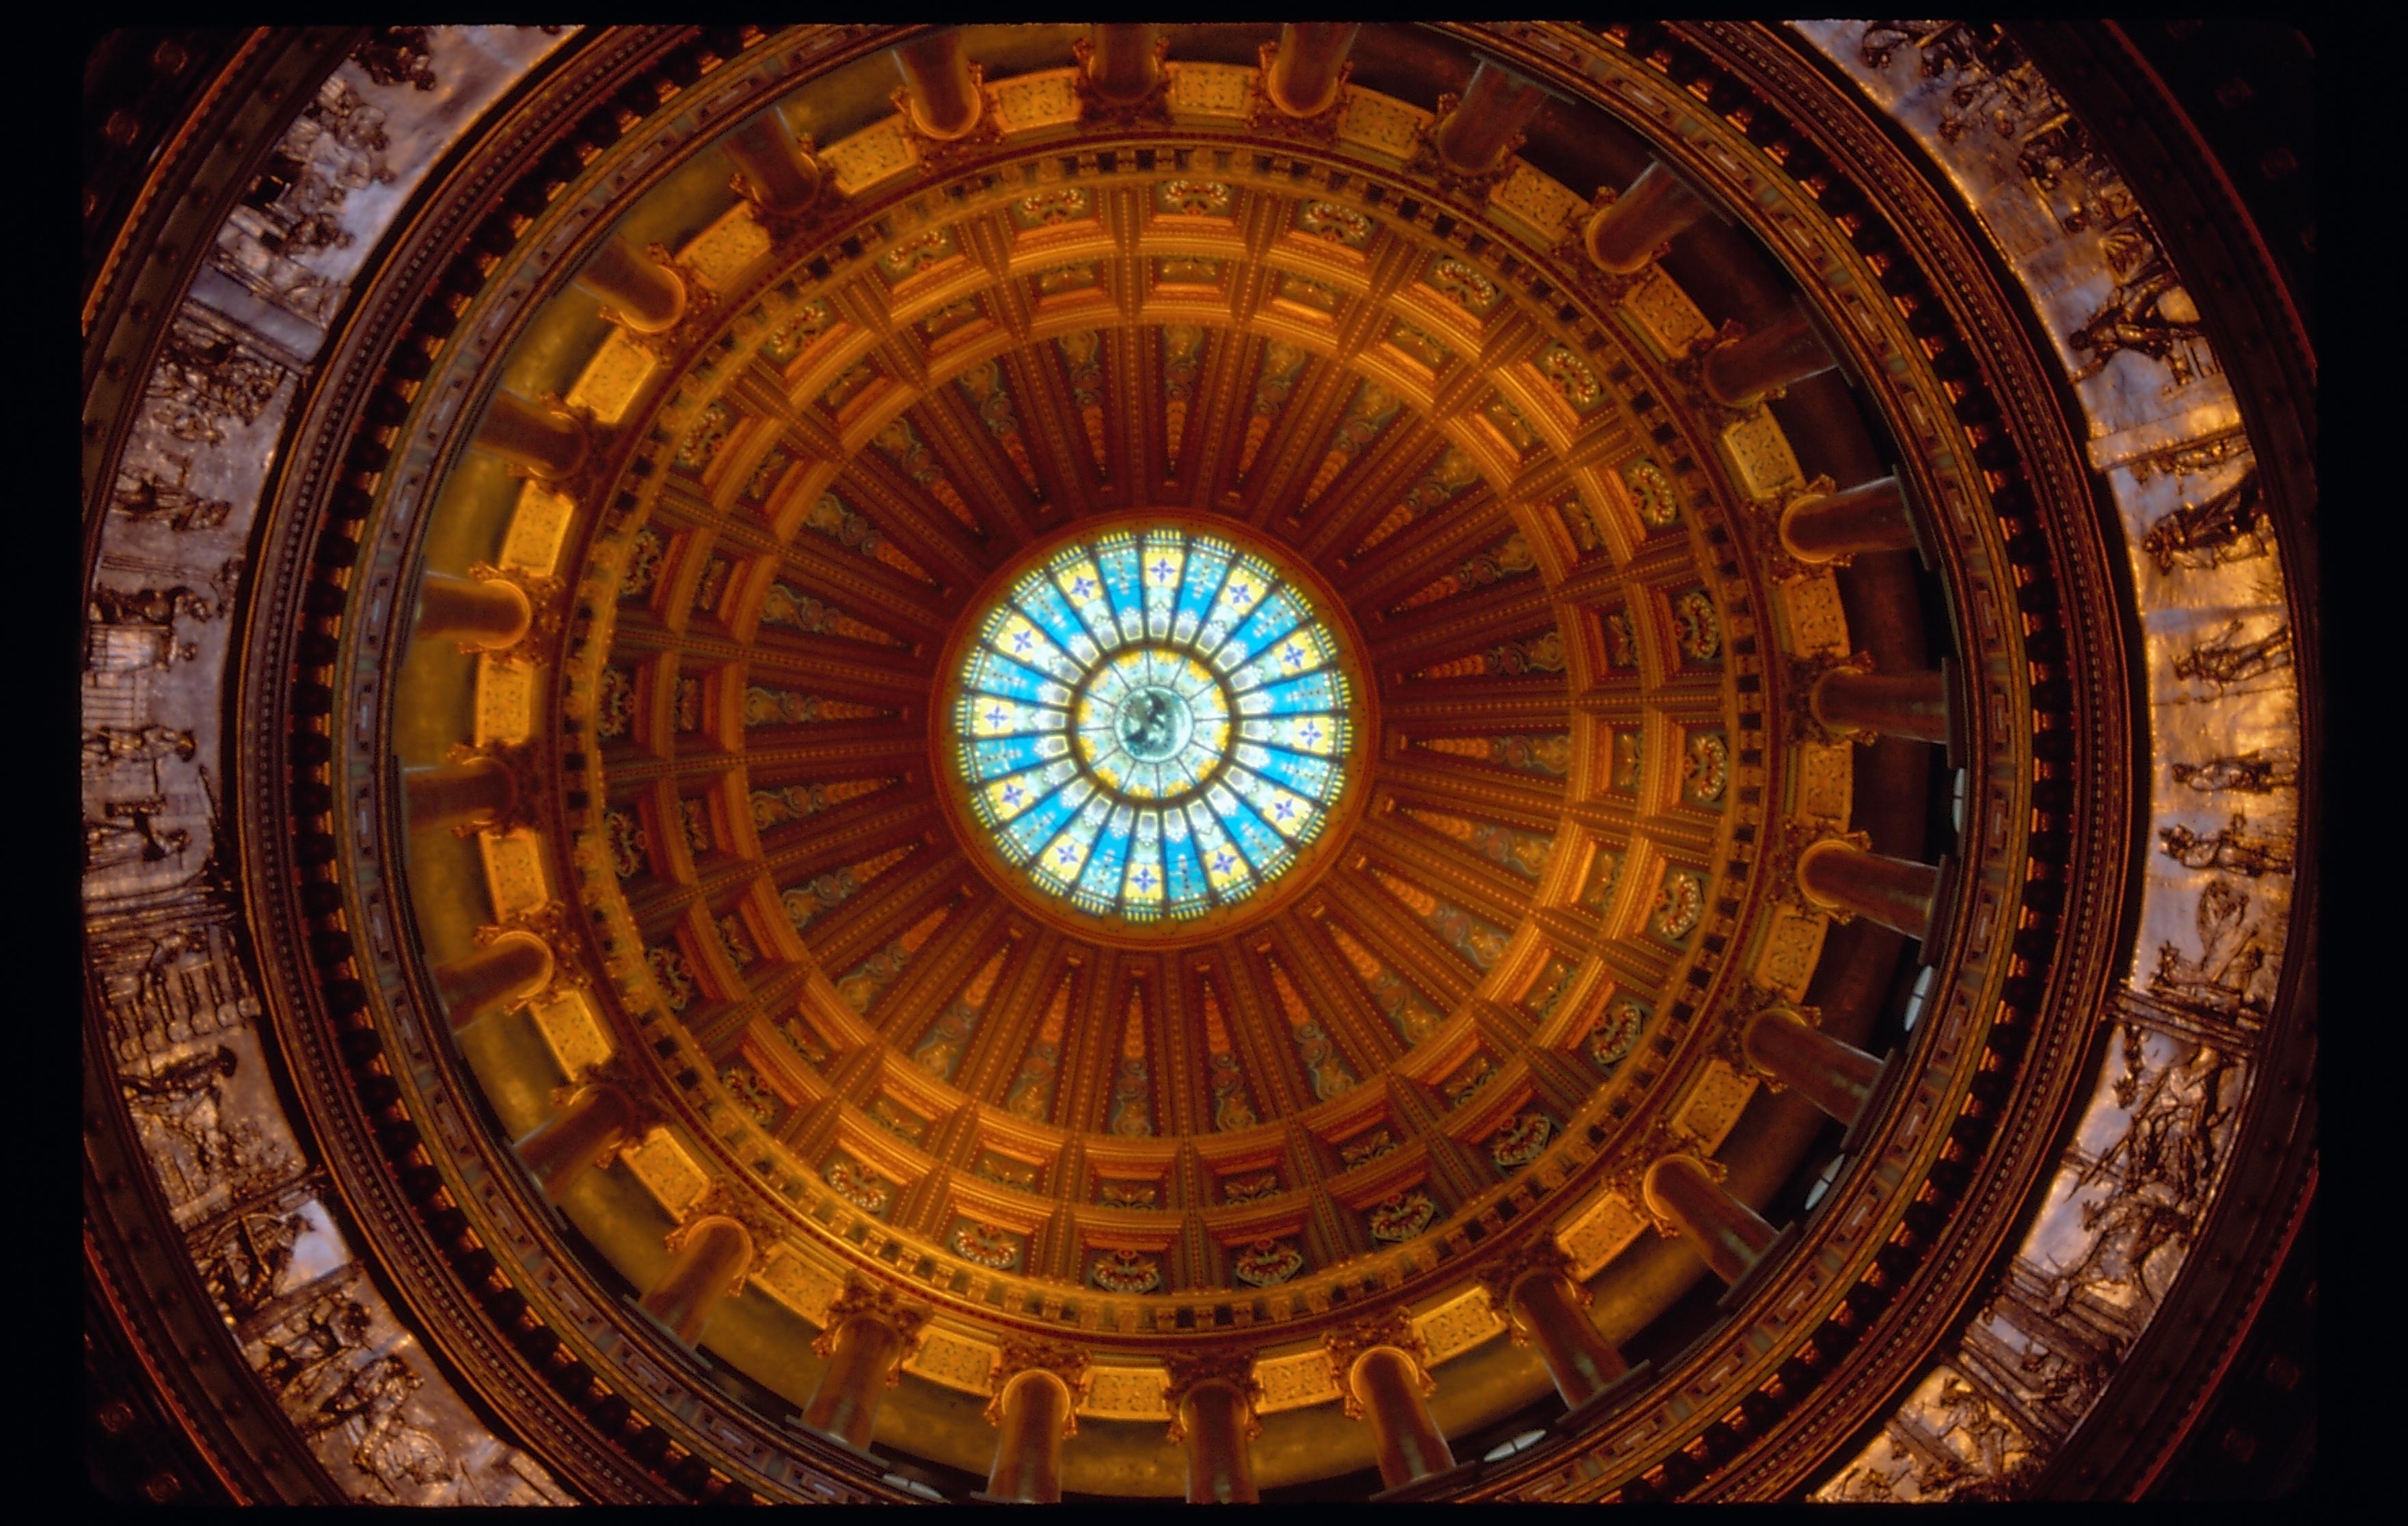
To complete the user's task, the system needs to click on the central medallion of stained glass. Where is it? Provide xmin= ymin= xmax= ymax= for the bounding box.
xmin=945 ymin=522 xmax=1360 ymax=929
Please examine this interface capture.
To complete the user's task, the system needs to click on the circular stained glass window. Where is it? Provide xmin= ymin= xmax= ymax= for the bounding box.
xmin=945 ymin=522 xmax=1362 ymax=930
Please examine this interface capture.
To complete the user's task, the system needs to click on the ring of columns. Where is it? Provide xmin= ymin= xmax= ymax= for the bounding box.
xmin=94 ymin=18 xmax=2302 ymax=1508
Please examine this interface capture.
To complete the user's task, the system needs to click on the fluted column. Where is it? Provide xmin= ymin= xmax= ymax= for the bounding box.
xmin=473 ymin=392 xmax=589 ymax=481
xmin=723 ymin=107 xmax=823 ymax=214
xmin=415 ymin=571 xmax=530 ymax=650
xmin=1261 ymin=23 xmax=1360 ymax=118
xmin=1082 ymin=24 xmax=1163 ymax=105
xmin=985 ymin=1365 xmax=1079 ymax=1503
xmin=402 ymin=755 xmax=514 ymax=835
xmin=800 ymin=1282 xmax=930 ymax=1449
xmin=1703 ymin=306 xmax=1837 ymax=407
xmin=1349 ymin=1346 xmax=1453 ymax=1490
xmin=894 ymin=30 xmax=984 ymax=142
xmin=431 ymin=931 xmax=552 ymax=1028
xmin=574 ymin=237 xmax=686 ymax=335
xmin=1584 ymin=161 xmax=1709 ymax=275
xmin=1165 ymin=1354 xmax=1263 ymax=1504
xmin=516 ymin=1081 xmax=636 ymax=1199
xmin=1742 ymin=1006 xmax=1884 ymax=1126
xmin=1509 ymin=1268 xmax=1629 ymax=1408
xmin=1432 ymin=62 xmax=1545 ymax=179
xmin=1796 ymin=839 xmax=1944 ymax=941
xmin=1812 ymin=667 xmax=1952 ymax=746
xmin=1643 ymin=1155 xmax=1778 ymax=1285
xmin=1779 ymin=474 xmax=1917 ymax=561
xmin=640 ymin=1214 xmax=755 ymax=1345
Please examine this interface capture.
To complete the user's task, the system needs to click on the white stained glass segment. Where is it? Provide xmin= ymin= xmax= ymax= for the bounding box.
xmin=953 ymin=526 xmax=1353 ymax=924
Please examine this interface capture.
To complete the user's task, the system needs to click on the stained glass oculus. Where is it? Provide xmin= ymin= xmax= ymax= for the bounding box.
xmin=951 ymin=525 xmax=1356 ymax=924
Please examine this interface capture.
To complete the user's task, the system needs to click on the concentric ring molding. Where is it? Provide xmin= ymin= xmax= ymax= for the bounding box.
xmin=76 ymin=21 xmax=2312 ymax=1507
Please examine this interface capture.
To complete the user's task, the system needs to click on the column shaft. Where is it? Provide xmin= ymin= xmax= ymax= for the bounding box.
xmin=1645 ymin=1156 xmax=1778 ymax=1285
xmin=474 ymin=392 xmax=587 ymax=480
xmin=1813 ymin=668 xmax=1951 ymax=745
xmin=1743 ymin=1007 xmax=1884 ymax=1125
xmin=1432 ymin=62 xmax=1545 ymax=177
xmin=1703 ymin=307 xmax=1836 ymax=406
xmin=1779 ymin=474 xmax=1917 ymax=561
xmin=1085 ymin=24 xmax=1161 ymax=104
xmin=431 ymin=931 xmax=552 ymax=1028
xmin=895 ymin=31 xmax=982 ymax=141
xmin=1264 ymin=23 xmax=1360 ymax=118
xmin=1796 ymin=840 xmax=1943 ymax=941
xmin=574 ymin=237 xmax=686 ymax=334
xmin=801 ymin=1315 xmax=903 ymax=1449
xmin=724 ymin=109 xmax=822 ymax=213
xmin=1351 ymin=1347 xmax=1453 ymax=1491
xmin=1584 ymin=161 xmax=1708 ymax=275
xmin=403 ymin=757 xmax=513 ymax=835
xmin=1511 ymin=1271 xmax=1628 ymax=1408
xmin=1179 ymin=1382 xmax=1260 ymax=1503
xmin=416 ymin=572 xmax=530 ymax=650
xmin=517 ymin=1082 xmax=636 ymax=1199
xmin=640 ymin=1216 xmax=753 ymax=1345
xmin=986 ymin=1371 xmax=1071 ymax=1503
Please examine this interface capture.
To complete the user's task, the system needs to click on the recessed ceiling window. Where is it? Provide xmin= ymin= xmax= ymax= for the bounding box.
xmin=947 ymin=522 xmax=1359 ymax=930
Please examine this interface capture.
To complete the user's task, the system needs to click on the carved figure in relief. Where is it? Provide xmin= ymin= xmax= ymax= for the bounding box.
xmin=199 ymin=1207 xmax=310 ymax=1318
xmin=2158 ymin=813 xmax=2292 ymax=877
xmin=86 ymin=797 xmax=191 ymax=871
xmin=2147 ymin=879 xmax=2269 ymax=1020
xmin=1934 ymin=1376 xmax=2018 ymax=1476
xmin=2170 ymin=619 xmax=2292 ymax=693
xmin=82 ymin=724 xmax=198 ymax=771
xmin=150 ymin=321 xmax=284 ymax=445
xmin=353 ymin=26 xmax=441 ymax=91
xmin=259 ymin=1290 xmax=374 ymax=1401
xmin=2047 ymin=1026 xmax=2234 ymax=1317
xmin=90 ymin=585 xmax=217 ymax=628
xmin=2142 ymin=470 xmax=2270 ymax=574
xmin=2070 ymin=240 xmax=2209 ymax=389
xmin=113 ymin=455 xmax=234 ymax=532
xmin=2171 ymin=749 xmax=2297 ymax=796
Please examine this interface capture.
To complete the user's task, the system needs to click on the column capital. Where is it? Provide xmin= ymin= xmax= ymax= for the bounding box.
xmin=1322 ymin=1308 xmax=1431 ymax=1417
xmin=670 ymin=1185 xmax=783 ymax=1261
xmin=1761 ymin=820 xmax=1874 ymax=918
xmin=817 ymin=1277 xmax=932 ymax=1376
xmin=1072 ymin=28 xmax=1172 ymax=125
xmin=1162 ymin=1348 xmax=1264 ymax=1443
xmin=1639 ymin=1149 xmax=1728 ymax=1238
xmin=439 ymin=738 xmax=545 ymax=835
xmin=1250 ymin=44 xmax=1347 ymax=142
xmin=1471 ymin=1235 xmax=1580 ymax=1329
xmin=985 ymin=1340 xmax=1091 ymax=1432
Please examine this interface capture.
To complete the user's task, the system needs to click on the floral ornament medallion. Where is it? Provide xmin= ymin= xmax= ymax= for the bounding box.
xmin=941 ymin=518 xmax=1368 ymax=940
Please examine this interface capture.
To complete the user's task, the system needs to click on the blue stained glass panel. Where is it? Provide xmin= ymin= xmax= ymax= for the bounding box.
xmin=951 ymin=526 xmax=1355 ymax=926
